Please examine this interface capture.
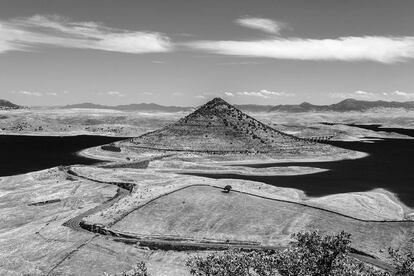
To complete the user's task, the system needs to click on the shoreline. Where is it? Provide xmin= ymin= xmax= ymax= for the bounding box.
xmin=0 ymin=131 xmax=132 ymax=138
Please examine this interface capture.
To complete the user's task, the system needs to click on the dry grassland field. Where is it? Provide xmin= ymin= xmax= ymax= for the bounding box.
xmin=0 ymin=99 xmax=413 ymax=276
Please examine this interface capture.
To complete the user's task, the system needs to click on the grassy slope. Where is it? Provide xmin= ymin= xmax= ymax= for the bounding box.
xmin=112 ymin=186 xmax=413 ymax=260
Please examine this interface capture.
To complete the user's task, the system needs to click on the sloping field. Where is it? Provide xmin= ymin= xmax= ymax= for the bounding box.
xmin=112 ymin=186 xmax=414 ymax=259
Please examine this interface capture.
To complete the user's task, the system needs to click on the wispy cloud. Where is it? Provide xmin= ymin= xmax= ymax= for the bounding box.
xmin=330 ymin=90 xmax=376 ymax=99
xmin=235 ymin=17 xmax=285 ymax=34
xmin=331 ymin=90 xmax=414 ymax=100
xmin=12 ymin=90 xmax=71 ymax=97
xmin=106 ymin=91 xmax=124 ymax=97
xmin=188 ymin=19 xmax=414 ymax=63
xmin=383 ymin=90 xmax=414 ymax=99
xmin=227 ymin=89 xmax=294 ymax=99
xmin=0 ymin=15 xmax=172 ymax=54
xmin=195 ymin=95 xmax=205 ymax=99
xmin=13 ymin=90 xmax=43 ymax=96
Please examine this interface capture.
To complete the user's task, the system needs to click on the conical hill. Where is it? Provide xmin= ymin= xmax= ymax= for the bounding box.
xmin=130 ymin=97 xmax=337 ymax=155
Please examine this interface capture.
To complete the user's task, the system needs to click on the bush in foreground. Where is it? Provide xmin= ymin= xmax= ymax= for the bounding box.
xmin=103 ymin=231 xmax=413 ymax=276
xmin=388 ymin=247 xmax=414 ymax=275
xmin=186 ymin=231 xmax=390 ymax=276
xmin=103 ymin=261 xmax=149 ymax=276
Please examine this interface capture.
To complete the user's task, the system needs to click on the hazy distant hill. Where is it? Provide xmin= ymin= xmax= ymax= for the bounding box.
xmin=63 ymin=102 xmax=193 ymax=112
xmin=234 ymin=104 xmax=274 ymax=112
xmin=270 ymin=98 xmax=414 ymax=112
xmin=62 ymin=98 xmax=414 ymax=113
xmin=63 ymin=102 xmax=274 ymax=113
xmin=0 ymin=99 xmax=20 ymax=110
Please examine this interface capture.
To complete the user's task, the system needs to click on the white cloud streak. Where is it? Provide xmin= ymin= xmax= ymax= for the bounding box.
xmin=235 ymin=17 xmax=285 ymax=34
xmin=330 ymin=90 xmax=375 ymax=99
xmin=384 ymin=90 xmax=414 ymax=99
xmin=12 ymin=90 xmax=68 ymax=97
xmin=13 ymin=90 xmax=43 ymax=96
xmin=227 ymin=89 xmax=294 ymax=99
xmin=188 ymin=36 xmax=414 ymax=63
xmin=331 ymin=90 xmax=414 ymax=100
xmin=3 ymin=15 xmax=414 ymax=65
xmin=106 ymin=91 xmax=124 ymax=97
xmin=0 ymin=15 xmax=171 ymax=54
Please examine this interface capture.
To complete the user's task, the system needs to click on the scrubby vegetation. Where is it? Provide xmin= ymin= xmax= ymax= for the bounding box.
xmin=103 ymin=261 xmax=149 ymax=276
xmin=103 ymin=231 xmax=413 ymax=275
xmin=185 ymin=231 xmax=413 ymax=276
xmin=186 ymin=231 xmax=388 ymax=276
xmin=388 ymin=247 xmax=414 ymax=276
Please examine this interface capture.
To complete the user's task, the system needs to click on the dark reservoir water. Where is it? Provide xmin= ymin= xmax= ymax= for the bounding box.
xmin=2 ymin=128 xmax=414 ymax=207
xmin=347 ymin=124 xmax=414 ymax=137
xmin=0 ymin=135 xmax=126 ymax=177
xmin=186 ymin=137 xmax=414 ymax=208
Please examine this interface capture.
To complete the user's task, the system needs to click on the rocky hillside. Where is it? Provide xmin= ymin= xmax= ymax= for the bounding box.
xmin=130 ymin=98 xmax=341 ymax=155
xmin=0 ymin=99 xmax=20 ymax=110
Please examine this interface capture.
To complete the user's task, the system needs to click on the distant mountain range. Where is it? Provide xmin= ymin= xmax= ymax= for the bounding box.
xmin=234 ymin=104 xmax=274 ymax=112
xmin=0 ymin=99 xmax=20 ymax=110
xmin=270 ymin=98 xmax=414 ymax=112
xmin=62 ymin=102 xmax=275 ymax=113
xmin=63 ymin=99 xmax=414 ymax=113
xmin=3 ymin=98 xmax=413 ymax=112
xmin=62 ymin=102 xmax=194 ymax=112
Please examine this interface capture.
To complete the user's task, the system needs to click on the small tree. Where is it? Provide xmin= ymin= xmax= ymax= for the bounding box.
xmin=223 ymin=185 xmax=232 ymax=193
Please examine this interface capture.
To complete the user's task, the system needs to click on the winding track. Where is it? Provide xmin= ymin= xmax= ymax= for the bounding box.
xmin=61 ymin=166 xmax=411 ymax=273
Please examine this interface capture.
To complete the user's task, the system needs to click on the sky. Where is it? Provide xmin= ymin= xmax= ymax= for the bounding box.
xmin=1 ymin=0 xmax=414 ymax=106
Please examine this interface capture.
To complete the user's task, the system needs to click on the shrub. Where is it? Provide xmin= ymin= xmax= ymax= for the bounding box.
xmin=388 ymin=247 xmax=414 ymax=275
xmin=223 ymin=185 xmax=232 ymax=193
xmin=275 ymin=231 xmax=388 ymax=276
xmin=186 ymin=231 xmax=390 ymax=276
xmin=103 ymin=261 xmax=149 ymax=276
xmin=277 ymin=231 xmax=352 ymax=275
xmin=186 ymin=250 xmax=252 ymax=276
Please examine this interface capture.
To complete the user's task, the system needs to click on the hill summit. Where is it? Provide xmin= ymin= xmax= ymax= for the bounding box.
xmin=130 ymin=98 xmax=339 ymax=155
xmin=0 ymin=99 xmax=20 ymax=110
